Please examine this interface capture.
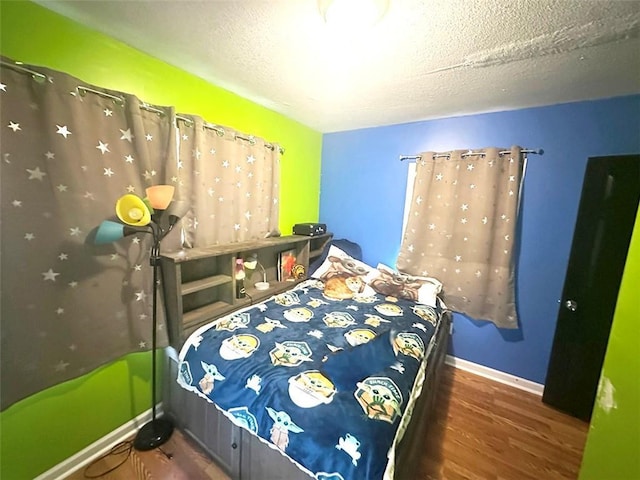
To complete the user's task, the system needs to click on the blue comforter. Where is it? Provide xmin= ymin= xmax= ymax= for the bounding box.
xmin=177 ymin=279 xmax=444 ymax=480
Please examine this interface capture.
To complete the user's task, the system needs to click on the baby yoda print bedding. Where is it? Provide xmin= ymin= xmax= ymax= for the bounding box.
xmin=177 ymin=277 xmax=445 ymax=480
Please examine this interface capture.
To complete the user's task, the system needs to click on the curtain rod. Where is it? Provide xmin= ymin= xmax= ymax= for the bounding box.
xmin=0 ymin=59 xmax=47 ymax=82
xmin=233 ymin=132 xmax=285 ymax=154
xmin=399 ymin=148 xmax=544 ymax=161
xmin=1 ymin=59 xmax=284 ymax=155
xmin=175 ymin=117 xmax=284 ymax=154
xmin=76 ymin=86 xmax=125 ymax=105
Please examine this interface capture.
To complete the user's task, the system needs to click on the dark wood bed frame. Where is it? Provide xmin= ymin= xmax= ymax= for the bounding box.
xmin=163 ymin=310 xmax=451 ymax=480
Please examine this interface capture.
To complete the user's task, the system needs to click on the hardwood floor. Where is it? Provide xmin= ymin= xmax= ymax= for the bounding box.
xmin=419 ymin=366 xmax=588 ymax=479
xmin=65 ymin=365 xmax=588 ymax=480
xmin=65 ymin=429 xmax=230 ymax=480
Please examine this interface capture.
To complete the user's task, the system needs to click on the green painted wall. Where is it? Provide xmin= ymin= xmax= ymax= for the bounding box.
xmin=579 ymin=207 xmax=640 ymax=480
xmin=0 ymin=2 xmax=322 ymax=478
xmin=1 ymin=354 xmax=152 ymax=479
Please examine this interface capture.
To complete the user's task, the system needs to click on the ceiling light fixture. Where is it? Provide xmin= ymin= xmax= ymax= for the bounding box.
xmin=318 ymin=0 xmax=390 ymax=29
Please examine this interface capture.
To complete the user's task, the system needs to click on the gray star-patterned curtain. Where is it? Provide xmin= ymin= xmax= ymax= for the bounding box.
xmin=397 ymin=146 xmax=525 ymax=329
xmin=172 ymin=115 xmax=280 ymax=248
xmin=0 ymin=60 xmax=180 ymax=409
xmin=1 ymin=58 xmax=283 ymax=409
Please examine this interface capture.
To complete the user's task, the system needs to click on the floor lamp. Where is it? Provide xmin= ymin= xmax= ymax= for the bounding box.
xmin=95 ymin=185 xmax=183 ymax=451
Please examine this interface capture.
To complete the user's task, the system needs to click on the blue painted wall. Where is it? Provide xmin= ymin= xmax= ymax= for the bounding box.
xmin=320 ymin=95 xmax=640 ymax=384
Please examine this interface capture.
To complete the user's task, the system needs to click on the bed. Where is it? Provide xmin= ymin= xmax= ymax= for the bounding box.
xmin=164 ymin=246 xmax=451 ymax=480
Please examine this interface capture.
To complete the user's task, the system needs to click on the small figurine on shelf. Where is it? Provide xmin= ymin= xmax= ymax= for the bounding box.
xmin=292 ymin=264 xmax=306 ymax=280
xmin=235 ymin=258 xmax=246 ymax=299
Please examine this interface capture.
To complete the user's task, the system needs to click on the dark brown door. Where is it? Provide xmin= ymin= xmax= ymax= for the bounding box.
xmin=543 ymin=155 xmax=639 ymax=421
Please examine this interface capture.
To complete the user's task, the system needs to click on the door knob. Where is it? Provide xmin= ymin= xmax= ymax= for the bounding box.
xmin=565 ymin=299 xmax=578 ymax=311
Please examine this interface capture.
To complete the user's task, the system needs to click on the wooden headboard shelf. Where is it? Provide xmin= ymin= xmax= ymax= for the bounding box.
xmin=161 ymin=234 xmax=332 ymax=347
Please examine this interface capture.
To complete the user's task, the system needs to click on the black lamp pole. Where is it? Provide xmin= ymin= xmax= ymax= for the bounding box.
xmin=133 ymin=219 xmax=175 ymax=451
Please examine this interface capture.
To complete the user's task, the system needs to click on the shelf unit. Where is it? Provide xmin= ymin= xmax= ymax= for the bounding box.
xmin=161 ymin=234 xmax=332 ymax=346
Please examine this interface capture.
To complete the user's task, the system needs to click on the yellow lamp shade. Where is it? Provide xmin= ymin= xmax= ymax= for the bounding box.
xmin=116 ymin=194 xmax=152 ymax=226
xmin=145 ymin=185 xmax=174 ymax=210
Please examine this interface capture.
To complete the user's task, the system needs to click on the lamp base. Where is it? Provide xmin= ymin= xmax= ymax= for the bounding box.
xmin=255 ymin=281 xmax=270 ymax=290
xmin=133 ymin=417 xmax=174 ymax=451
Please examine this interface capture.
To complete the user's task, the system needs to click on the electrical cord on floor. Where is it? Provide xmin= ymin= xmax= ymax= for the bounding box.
xmin=81 ymin=440 xmax=133 ymax=478
xmin=158 ymin=446 xmax=173 ymax=460
xmin=81 ymin=440 xmax=176 ymax=478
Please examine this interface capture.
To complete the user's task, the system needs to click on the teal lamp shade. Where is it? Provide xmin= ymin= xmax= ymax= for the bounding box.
xmin=95 ymin=220 xmax=126 ymax=244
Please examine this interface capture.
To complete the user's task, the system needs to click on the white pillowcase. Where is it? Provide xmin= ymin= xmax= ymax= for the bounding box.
xmin=312 ymin=248 xmax=443 ymax=305
xmin=312 ymin=245 xmax=377 ymax=279
xmin=368 ymin=263 xmax=442 ymax=306
xmin=311 ymin=245 xmax=378 ymax=299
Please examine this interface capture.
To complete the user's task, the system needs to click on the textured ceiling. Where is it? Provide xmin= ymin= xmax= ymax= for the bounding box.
xmin=36 ymin=0 xmax=640 ymax=133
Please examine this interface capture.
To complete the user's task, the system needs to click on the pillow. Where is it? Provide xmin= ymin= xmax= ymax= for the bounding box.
xmin=369 ymin=263 xmax=442 ymax=306
xmin=308 ymin=238 xmax=363 ymax=275
xmin=311 ymin=245 xmax=378 ymax=300
xmin=312 ymin=245 xmax=376 ymax=279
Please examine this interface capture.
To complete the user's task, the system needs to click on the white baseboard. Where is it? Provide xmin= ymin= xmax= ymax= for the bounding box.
xmin=34 ymin=406 xmax=160 ymax=480
xmin=445 ymin=355 xmax=544 ymax=396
